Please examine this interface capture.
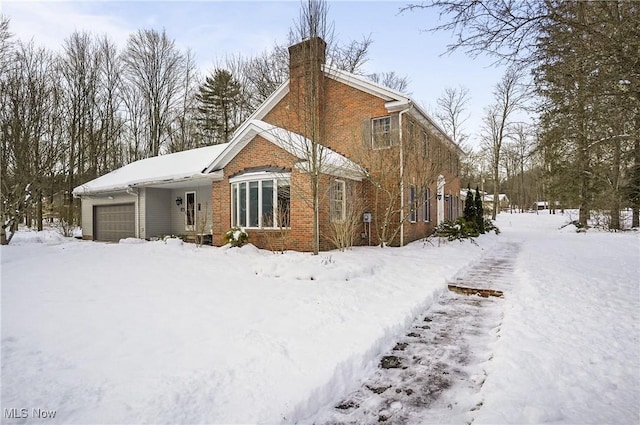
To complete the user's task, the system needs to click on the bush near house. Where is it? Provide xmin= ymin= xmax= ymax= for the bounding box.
xmin=434 ymin=217 xmax=499 ymax=242
xmin=224 ymin=227 xmax=249 ymax=247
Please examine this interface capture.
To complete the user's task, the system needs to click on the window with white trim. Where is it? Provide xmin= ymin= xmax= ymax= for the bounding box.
xmin=409 ymin=185 xmax=417 ymax=223
xmin=371 ymin=116 xmax=392 ymax=149
xmin=231 ymin=174 xmax=290 ymax=229
xmin=330 ymin=179 xmax=346 ymax=222
xmin=423 ymin=188 xmax=431 ymax=222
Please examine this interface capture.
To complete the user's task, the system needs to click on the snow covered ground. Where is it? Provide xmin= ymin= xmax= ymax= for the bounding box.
xmin=1 ymin=212 xmax=639 ymax=424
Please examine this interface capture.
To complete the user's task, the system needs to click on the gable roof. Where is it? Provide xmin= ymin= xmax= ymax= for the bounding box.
xmin=205 ymin=120 xmax=363 ymax=180
xmin=73 ymin=144 xmax=229 ymax=196
xmin=227 ymin=65 xmax=462 ymax=155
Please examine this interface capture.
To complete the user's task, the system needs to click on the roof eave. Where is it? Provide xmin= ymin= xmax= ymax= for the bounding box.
xmin=73 ymin=171 xmax=223 ymax=196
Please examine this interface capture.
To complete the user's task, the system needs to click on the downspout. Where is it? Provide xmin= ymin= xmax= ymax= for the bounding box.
xmin=398 ymin=105 xmax=411 ymax=247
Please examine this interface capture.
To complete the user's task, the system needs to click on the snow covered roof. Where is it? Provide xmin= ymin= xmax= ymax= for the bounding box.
xmin=73 ymin=144 xmax=229 ymax=196
xmin=482 ymin=194 xmax=509 ymax=202
xmin=206 ymin=120 xmax=364 ymax=181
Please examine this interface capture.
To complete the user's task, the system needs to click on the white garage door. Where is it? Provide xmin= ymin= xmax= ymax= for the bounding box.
xmin=94 ymin=203 xmax=135 ymax=242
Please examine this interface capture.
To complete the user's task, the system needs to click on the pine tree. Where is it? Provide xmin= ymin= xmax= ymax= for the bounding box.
xmin=463 ymin=185 xmax=475 ymax=222
xmin=196 ymin=69 xmax=243 ymax=144
xmin=474 ymin=186 xmax=485 ymax=234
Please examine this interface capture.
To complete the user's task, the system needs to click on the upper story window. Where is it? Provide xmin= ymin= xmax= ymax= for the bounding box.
xmin=421 ymin=131 xmax=429 ymax=158
xmin=231 ymin=173 xmax=290 ymax=229
xmin=371 ymin=116 xmax=392 ymax=149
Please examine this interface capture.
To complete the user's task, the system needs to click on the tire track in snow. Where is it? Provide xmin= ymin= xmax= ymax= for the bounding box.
xmin=309 ymin=241 xmax=520 ymax=425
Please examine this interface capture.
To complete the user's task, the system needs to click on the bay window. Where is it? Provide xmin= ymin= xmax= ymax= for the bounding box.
xmin=231 ymin=173 xmax=290 ymax=229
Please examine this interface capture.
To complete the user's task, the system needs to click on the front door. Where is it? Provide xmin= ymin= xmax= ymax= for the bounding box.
xmin=185 ymin=191 xmax=196 ymax=231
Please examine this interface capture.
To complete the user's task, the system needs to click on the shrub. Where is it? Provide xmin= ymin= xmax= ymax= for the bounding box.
xmin=224 ymin=227 xmax=248 ymax=247
xmin=433 ymin=217 xmax=500 ymax=241
xmin=434 ymin=217 xmax=480 ymax=241
xmin=483 ymin=218 xmax=500 ymax=234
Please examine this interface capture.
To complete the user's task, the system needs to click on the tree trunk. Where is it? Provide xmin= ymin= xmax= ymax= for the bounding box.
xmin=632 ymin=120 xmax=640 ymax=228
xmin=610 ymin=137 xmax=621 ymax=230
xmin=36 ymin=187 xmax=43 ymax=231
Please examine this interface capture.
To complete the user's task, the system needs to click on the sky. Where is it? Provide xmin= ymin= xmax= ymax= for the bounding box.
xmin=0 ymin=0 xmax=521 ymax=150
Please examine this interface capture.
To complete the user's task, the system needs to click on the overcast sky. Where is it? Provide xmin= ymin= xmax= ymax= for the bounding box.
xmin=1 ymin=0 xmax=522 ymax=149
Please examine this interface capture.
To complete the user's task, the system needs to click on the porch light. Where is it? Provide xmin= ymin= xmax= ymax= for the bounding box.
xmin=437 ymin=194 xmax=442 ymax=200
xmin=175 ymin=196 xmax=183 ymax=206
xmin=445 ymin=194 xmax=450 ymax=201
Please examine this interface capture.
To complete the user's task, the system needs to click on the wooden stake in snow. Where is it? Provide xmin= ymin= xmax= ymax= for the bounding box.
xmin=447 ymin=284 xmax=504 ymax=298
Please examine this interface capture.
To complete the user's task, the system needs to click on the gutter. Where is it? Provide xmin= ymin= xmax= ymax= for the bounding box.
xmin=73 ymin=171 xmax=224 ymax=197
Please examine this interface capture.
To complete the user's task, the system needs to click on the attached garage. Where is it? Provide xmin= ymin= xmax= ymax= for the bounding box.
xmin=93 ymin=203 xmax=135 ymax=242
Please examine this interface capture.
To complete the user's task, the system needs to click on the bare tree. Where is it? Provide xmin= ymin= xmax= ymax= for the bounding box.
xmin=368 ymin=71 xmax=410 ymax=93
xmin=218 ymin=16 xmax=375 ymax=111
xmin=0 ymin=15 xmax=12 ymax=75
xmin=509 ymin=123 xmax=535 ymax=212
xmin=481 ymin=68 xmax=528 ymax=220
xmin=123 ymin=29 xmax=186 ymax=157
xmin=435 ymin=86 xmax=470 ymax=148
xmin=1 ymin=41 xmax=57 ymax=242
xmin=331 ymin=35 xmax=372 ymax=74
xmin=96 ymin=35 xmax=125 ymax=172
xmin=401 ymin=0 xmax=549 ymax=65
xmin=168 ymin=48 xmax=199 ymax=152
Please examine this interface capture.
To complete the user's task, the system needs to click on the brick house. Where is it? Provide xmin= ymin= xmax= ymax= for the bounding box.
xmin=73 ymin=37 xmax=463 ymax=251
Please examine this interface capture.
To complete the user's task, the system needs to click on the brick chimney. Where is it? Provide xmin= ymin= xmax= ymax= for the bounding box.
xmin=287 ymin=37 xmax=327 ymax=138
xmin=288 ymin=36 xmax=327 ymax=77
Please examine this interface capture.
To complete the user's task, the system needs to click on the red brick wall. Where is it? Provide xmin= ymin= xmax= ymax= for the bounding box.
xmin=212 ymin=135 xmax=320 ymax=252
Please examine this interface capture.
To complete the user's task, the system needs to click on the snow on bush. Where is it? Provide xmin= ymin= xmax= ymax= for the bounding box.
xmin=224 ymin=226 xmax=248 ymax=247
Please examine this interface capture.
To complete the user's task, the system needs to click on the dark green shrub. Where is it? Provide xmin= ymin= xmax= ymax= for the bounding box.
xmin=474 ymin=186 xmax=485 ymax=233
xmin=463 ymin=186 xmax=476 ymax=222
xmin=434 ymin=217 xmax=480 ymax=241
xmin=224 ymin=227 xmax=248 ymax=247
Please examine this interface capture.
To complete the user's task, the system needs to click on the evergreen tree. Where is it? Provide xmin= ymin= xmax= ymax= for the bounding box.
xmin=196 ymin=68 xmax=243 ymax=144
xmin=474 ymin=186 xmax=485 ymax=234
xmin=463 ymin=185 xmax=475 ymax=222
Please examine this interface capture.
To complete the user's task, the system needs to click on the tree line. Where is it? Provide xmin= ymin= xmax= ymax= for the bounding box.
xmin=409 ymin=0 xmax=639 ymax=229
xmin=0 ymin=13 xmax=407 ymax=243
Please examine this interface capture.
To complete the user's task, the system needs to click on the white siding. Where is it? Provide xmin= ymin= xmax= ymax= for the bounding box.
xmin=145 ymin=188 xmax=172 ymax=238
